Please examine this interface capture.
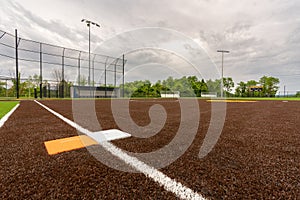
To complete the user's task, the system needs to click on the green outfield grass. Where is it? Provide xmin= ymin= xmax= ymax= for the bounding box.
xmin=0 ymin=101 xmax=19 ymax=119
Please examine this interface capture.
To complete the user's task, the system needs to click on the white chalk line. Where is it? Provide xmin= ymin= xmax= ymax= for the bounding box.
xmin=34 ymin=100 xmax=206 ymax=200
xmin=0 ymin=103 xmax=20 ymax=128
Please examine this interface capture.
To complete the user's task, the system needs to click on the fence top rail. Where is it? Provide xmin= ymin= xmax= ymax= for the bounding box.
xmin=0 ymin=29 xmax=127 ymax=63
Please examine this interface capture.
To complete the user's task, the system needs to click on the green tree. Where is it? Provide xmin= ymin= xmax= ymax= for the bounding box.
xmin=295 ymin=91 xmax=300 ymax=97
xmin=123 ymin=80 xmax=149 ymax=97
xmin=246 ymin=80 xmax=259 ymax=97
xmin=131 ymin=80 xmax=160 ymax=97
xmin=162 ymin=76 xmax=196 ymax=97
xmin=223 ymin=77 xmax=234 ymax=96
xmin=165 ymin=76 xmax=175 ymax=89
xmin=172 ymin=76 xmax=193 ymax=97
xmin=9 ymin=72 xmax=21 ymax=97
xmin=259 ymin=76 xmax=280 ymax=97
xmin=206 ymin=79 xmax=221 ymax=97
xmin=188 ymin=76 xmax=201 ymax=96
xmin=0 ymin=81 xmax=6 ymax=97
xmin=235 ymin=81 xmax=247 ymax=97
xmin=24 ymin=74 xmax=41 ymax=97
xmin=123 ymin=76 xmax=209 ymax=98
xmin=200 ymin=79 xmax=208 ymax=94
xmin=186 ymin=76 xmax=209 ymax=97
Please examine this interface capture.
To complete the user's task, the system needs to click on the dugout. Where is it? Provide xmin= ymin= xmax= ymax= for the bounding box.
xmin=70 ymin=86 xmax=120 ymax=98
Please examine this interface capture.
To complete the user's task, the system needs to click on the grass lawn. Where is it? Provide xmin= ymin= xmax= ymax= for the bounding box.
xmin=0 ymin=101 xmax=19 ymax=119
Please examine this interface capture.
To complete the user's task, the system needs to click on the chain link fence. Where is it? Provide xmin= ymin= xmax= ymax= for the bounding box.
xmin=0 ymin=29 xmax=125 ymax=98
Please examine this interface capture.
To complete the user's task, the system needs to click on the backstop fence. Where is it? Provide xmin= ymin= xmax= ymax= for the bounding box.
xmin=0 ymin=29 xmax=125 ymax=98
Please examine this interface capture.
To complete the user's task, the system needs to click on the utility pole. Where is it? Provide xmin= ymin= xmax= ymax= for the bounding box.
xmin=217 ymin=50 xmax=230 ymax=98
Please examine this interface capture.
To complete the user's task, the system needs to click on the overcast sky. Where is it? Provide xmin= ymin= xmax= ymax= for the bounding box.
xmin=0 ymin=0 xmax=299 ymax=93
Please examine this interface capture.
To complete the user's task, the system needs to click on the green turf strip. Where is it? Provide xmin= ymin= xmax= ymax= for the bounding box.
xmin=0 ymin=101 xmax=19 ymax=119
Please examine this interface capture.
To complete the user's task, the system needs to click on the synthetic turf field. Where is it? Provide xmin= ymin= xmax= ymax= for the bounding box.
xmin=0 ymin=101 xmax=19 ymax=119
xmin=0 ymin=99 xmax=299 ymax=199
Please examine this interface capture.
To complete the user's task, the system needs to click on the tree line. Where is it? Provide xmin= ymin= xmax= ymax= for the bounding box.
xmin=122 ymin=75 xmax=281 ymax=98
xmin=0 ymin=72 xmax=295 ymax=98
xmin=123 ymin=76 xmax=208 ymax=97
xmin=0 ymin=74 xmax=42 ymax=97
xmin=235 ymin=76 xmax=280 ymax=97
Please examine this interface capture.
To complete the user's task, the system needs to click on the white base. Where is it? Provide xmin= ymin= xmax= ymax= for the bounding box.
xmin=87 ymin=129 xmax=131 ymax=142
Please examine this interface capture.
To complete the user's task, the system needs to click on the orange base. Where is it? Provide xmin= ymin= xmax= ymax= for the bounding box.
xmin=44 ymin=135 xmax=98 ymax=155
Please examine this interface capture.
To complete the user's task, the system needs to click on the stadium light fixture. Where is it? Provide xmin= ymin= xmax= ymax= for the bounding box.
xmin=217 ymin=50 xmax=230 ymax=98
xmin=81 ymin=19 xmax=100 ymax=86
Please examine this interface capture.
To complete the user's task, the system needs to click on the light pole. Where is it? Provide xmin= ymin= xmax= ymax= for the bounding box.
xmin=217 ymin=50 xmax=230 ymax=98
xmin=81 ymin=19 xmax=100 ymax=87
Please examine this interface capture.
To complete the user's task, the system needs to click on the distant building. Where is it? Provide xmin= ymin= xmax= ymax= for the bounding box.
xmin=249 ymin=85 xmax=263 ymax=92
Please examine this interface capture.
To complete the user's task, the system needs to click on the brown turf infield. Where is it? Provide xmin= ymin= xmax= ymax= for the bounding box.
xmin=0 ymin=99 xmax=299 ymax=199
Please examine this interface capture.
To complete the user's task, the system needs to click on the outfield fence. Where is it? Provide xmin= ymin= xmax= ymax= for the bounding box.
xmin=0 ymin=29 xmax=126 ymax=98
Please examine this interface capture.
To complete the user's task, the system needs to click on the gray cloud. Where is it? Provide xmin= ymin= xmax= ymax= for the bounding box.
xmin=0 ymin=0 xmax=299 ymax=92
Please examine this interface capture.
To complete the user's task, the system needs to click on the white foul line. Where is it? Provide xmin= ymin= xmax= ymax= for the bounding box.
xmin=34 ymin=100 xmax=206 ymax=200
xmin=0 ymin=103 xmax=20 ymax=128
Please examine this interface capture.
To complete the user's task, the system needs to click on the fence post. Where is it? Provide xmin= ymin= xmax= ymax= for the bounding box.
xmin=15 ymin=29 xmax=19 ymax=99
xmin=39 ymin=43 xmax=43 ymax=98
xmin=114 ymin=59 xmax=117 ymax=88
xmin=78 ymin=51 xmax=81 ymax=86
xmin=92 ymin=54 xmax=96 ymax=87
xmin=105 ymin=57 xmax=108 ymax=98
xmin=61 ymin=48 xmax=65 ymax=98
xmin=78 ymin=51 xmax=81 ymax=98
xmin=56 ymin=84 xmax=59 ymax=98
xmin=122 ymin=54 xmax=125 ymax=98
xmin=48 ymin=83 xmax=50 ymax=98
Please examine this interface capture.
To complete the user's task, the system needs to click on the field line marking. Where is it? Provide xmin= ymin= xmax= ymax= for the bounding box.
xmin=34 ymin=100 xmax=206 ymax=200
xmin=0 ymin=103 xmax=20 ymax=128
